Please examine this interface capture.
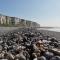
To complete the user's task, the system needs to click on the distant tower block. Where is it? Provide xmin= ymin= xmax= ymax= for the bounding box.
xmin=6 ymin=16 xmax=12 ymax=24
xmin=1 ymin=15 xmax=6 ymax=24
xmin=15 ymin=17 xmax=20 ymax=24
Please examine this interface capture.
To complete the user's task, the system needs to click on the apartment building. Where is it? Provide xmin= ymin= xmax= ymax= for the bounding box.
xmin=15 ymin=17 xmax=20 ymax=24
xmin=0 ymin=14 xmax=40 ymax=27
xmin=0 ymin=15 xmax=6 ymax=24
xmin=6 ymin=16 xmax=11 ymax=25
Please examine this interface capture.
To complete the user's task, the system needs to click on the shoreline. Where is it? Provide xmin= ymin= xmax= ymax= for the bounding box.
xmin=38 ymin=29 xmax=60 ymax=41
xmin=0 ymin=27 xmax=60 ymax=41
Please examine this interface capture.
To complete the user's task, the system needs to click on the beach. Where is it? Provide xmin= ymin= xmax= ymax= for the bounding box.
xmin=0 ymin=27 xmax=20 ymax=34
xmin=0 ymin=27 xmax=60 ymax=60
xmin=0 ymin=27 xmax=60 ymax=41
xmin=39 ymin=29 xmax=60 ymax=41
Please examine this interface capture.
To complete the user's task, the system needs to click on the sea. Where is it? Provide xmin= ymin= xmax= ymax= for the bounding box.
xmin=39 ymin=27 xmax=60 ymax=32
xmin=0 ymin=27 xmax=60 ymax=34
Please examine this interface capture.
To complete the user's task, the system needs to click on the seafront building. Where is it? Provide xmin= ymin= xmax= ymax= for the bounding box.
xmin=26 ymin=20 xmax=32 ymax=27
xmin=15 ymin=17 xmax=20 ymax=25
xmin=6 ymin=16 xmax=11 ymax=25
xmin=20 ymin=19 xmax=26 ymax=27
xmin=0 ymin=15 xmax=6 ymax=24
xmin=0 ymin=14 xmax=40 ymax=27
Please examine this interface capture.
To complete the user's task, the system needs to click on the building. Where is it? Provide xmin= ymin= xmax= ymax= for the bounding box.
xmin=26 ymin=20 xmax=31 ymax=27
xmin=6 ymin=16 xmax=11 ymax=25
xmin=20 ymin=19 xmax=26 ymax=26
xmin=0 ymin=15 xmax=6 ymax=24
xmin=0 ymin=14 xmax=40 ymax=27
xmin=10 ymin=17 xmax=15 ymax=25
xmin=15 ymin=17 xmax=20 ymax=25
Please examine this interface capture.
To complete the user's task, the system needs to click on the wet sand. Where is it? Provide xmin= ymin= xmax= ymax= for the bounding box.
xmin=39 ymin=29 xmax=60 ymax=41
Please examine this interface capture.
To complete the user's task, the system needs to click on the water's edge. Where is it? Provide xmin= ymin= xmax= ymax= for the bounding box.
xmin=0 ymin=27 xmax=60 ymax=40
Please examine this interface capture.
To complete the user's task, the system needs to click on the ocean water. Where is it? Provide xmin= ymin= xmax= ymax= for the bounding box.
xmin=39 ymin=28 xmax=60 ymax=32
xmin=46 ymin=28 xmax=60 ymax=32
xmin=0 ymin=27 xmax=60 ymax=33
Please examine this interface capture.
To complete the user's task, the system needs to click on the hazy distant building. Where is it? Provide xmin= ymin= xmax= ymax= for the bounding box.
xmin=0 ymin=14 xmax=2 ymax=24
xmin=0 ymin=14 xmax=40 ymax=27
xmin=31 ymin=22 xmax=39 ymax=27
xmin=20 ymin=19 xmax=26 ymax=26
xmin=26 ymin=20 xmax=31 ymax=27
xmin=10 ymin=17 xmax=15 ymax=25
xmin=0 ymin=15 xmax=6 ymax=24
xmin=6 ymin=16 xmax=11 ymax=24
xmin=15 ymin=17 xmax=20 ymax=24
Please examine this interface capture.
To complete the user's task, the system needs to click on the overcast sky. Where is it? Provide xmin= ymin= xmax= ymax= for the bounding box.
xmin=0 ymin=0 xmax=60 ymax=27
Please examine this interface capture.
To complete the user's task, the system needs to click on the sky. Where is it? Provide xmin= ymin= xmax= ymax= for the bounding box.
xmin=0 ymin=0 xmax=60 ymax=27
